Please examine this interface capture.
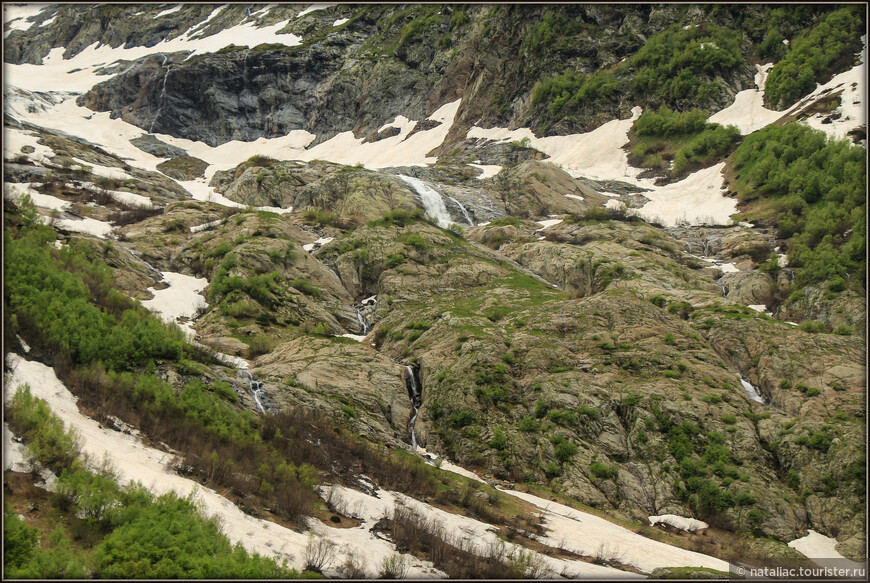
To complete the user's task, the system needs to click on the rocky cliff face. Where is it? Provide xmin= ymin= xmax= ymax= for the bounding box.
xmin=6 ymin=4 xmax=807 ymax=148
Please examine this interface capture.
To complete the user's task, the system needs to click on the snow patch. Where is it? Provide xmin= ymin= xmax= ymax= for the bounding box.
xmin=333 ymin=18 xmax=349 ymax=27
xmin=536 ymin=218 xmax=563 ymax=229
xmin=788 ymin=530 xmax=862 ymax=569
xmin=298 ymin=4 xmax=336 ymax=18
xmin=648 ymin=514 xmax=709 ymax=533
xmin=3 ymin=4 xmax=50 ymax=36
xmin=303 ymin=236 xmax=334 ymax=252
xmin=156 ymin=5 xmax=183 ymax=19
xmin=140 ymin=272 xmax=208 ymax=339
xmin=637 ymin=163 xmax=736 ymax=227
xmin=717 ymin=263 xmax=739 ymax=273
xmin=468 ymin=163 xmax=501 ymax=179
xmin=56 ymin=216 xmax=114 ymax=238
xmin=190 ymin=219 xmax=222 ymax=233
xmin=709 ymin=64 xmax=782 ymax=135
xmin=502 ymin=489 xmax=731 ymax=574
xmin=4 ymin=20 xmax=301 ymax=95
xmin=5 ymin=183 xmax=71 ymax=211
xmin=564 ymin=193 xmax=584 ymax=201
xmin=468 ymin=106 xmax=645 ymax=184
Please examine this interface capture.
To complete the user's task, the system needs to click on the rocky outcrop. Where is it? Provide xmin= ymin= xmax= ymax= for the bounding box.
xmin=18 ymin=4 xmax=789 ymax=150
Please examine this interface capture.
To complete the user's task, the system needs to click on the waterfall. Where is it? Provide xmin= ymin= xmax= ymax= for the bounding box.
xmin=398 ymin=175 xmax=453 ymax=228
xmin=404 ymin=365 xmax=422 ymax=450
xmin=149 ymin=55 xmax=172 ymax=134
xmin=356 ymin=306 xmax=368 ymax=335
xmin=447 ymin=196 xmax=475 ymax=226
xmin=740 ymin=378 xmax=766 ymax=404
xmin=242 ymin=371 xmax=267 ymax=414
xmin=242 ymin=50 xmax=250 ymax=89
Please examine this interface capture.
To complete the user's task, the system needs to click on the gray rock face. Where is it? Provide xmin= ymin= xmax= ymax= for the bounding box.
xmin=130 ymin=135 xmax=188 ymax=159
xmin=720 ymin=271 xmax=775 ymax=307
xmin=6 ymin=4 xmax=777 ymax=150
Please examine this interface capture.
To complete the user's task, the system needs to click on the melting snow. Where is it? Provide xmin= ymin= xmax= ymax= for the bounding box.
xmin=303 ymin=236 xmax=334 ymax=252
xmin=717 ymin=263 xmax=739 ymax=273
xmin=468 ymin=163 xmax=502 ymax=179
xmin=5 ymin=183 xmax=71 ymax=211
xmin=637 ymin=163 xmax=736 ymax=227
xmin=788 ymin=530 xmax=863 ymax=569
xmin=709 ymin=64 xmax=782 ymax=134
xmin=648 ymin=515 xmax=708 ymax=533
xmin=468 ymin=106 xmax=645 ymax=185
xmin=333 ymin=18 xmax=349 ymax=27
xmin=564 ymin=193 xmax=584 ymax=201
xmin=502 ymin=489 xmax=731 ymax=574
xmin=190 ymin=219 xmax=222 ymax=233
xmin=4 ymin=354 xmax=446 ymax=578
xmin=795 ymin=38 xmax=867 ymax=142
xmin=536 ymin=218 xmax=563 ymax=229
xmin=155 ymin=5 xmax=183 ymax=19
xmin=4 ymin=19 xmax=301 ymax=95
xmin=140 ymin=272 xmax=208 ymax=339
xmin=2 ymin=4 xmax=50 ymax=36
xmin=56 ymin=216 xmax=114 ymax=238
xmin=298 ymin=4 xmax=337 ymax=18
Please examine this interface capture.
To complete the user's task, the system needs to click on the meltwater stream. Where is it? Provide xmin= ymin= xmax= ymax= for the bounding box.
xmin=741 ymin=378 xmax=766 ymax=404
xmin=399 ymin=175 xmax=453 ymax=228
xmin=242 ymin=371 xmax=267 ymax=414
xmin=356 ymin=306 xmax=368 ymax=335
xmin=404 ymin=365 xmax=422 ymax=450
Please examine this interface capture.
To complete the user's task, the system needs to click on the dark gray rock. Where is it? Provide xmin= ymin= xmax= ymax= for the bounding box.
xmin=130 ymin=134 xmax=188 ymax=159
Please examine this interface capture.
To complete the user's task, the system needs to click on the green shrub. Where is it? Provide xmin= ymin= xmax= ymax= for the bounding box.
xmin=736 ymin=492 xmax=758 ymax=506
xmin=576 ymin=404 xmax=600 ymax=420
xmin=398 ymin=232 xmax=428 ymax=251
xmin=519 ymin=416 xmax=538 ymax=432
xmin=291 ymin=278 xmax=321 ymax=299
xmin=650 ymin=294 xmax=668 ymax=308
xmin=489 ymin=430 xmax=507 ymax=451
xmin=589 ymin=461 xmax=617 ymax=480
xmin=554 ymin=440 xmax=578 ymax=462
xmin=448 ymin=410 xmax=476 ymax=428
xmin=729 ymin=122 xmax=865 ymax=290
xmin=549 ymin=410 xmax=578 ymax=426
xmin=765 ymin=7 xmax=866 ymax=109
xmin=834 ymin=324 xmax=852 ymax=336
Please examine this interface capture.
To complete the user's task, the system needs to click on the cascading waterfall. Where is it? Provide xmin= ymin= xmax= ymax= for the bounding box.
xmin=740 ymin=379 xmax=766 ymax=404
xmin=398 ymin=175 xmax=453 ymax=228
xmin=356 ymin=306 xmax=368 ymax=335
xmin=242 ymin=371 xmax=267 ymax=414
xmin=149 ymin=55 xmax=171 ymax=133
xmin=447 ymin=195 xmax=475 ymax=226
xmin=404 ymin=365 xmax=422 ymax=450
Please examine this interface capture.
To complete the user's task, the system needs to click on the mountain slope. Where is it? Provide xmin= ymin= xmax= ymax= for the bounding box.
xmin=3 ymin=2 xmax=866 ymax=575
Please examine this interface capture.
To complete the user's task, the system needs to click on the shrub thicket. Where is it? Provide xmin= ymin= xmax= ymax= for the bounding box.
xmin=765 ymin=6 xmax=865 ymax=109
xmin=730 ymin=123 xmax=865 ymax=289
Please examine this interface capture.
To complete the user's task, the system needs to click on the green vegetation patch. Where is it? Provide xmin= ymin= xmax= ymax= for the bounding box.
xmin=765 ymin=6 xmax=865 ymax=109
xmin=729 ymin=122 xmax=865 ymax=289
